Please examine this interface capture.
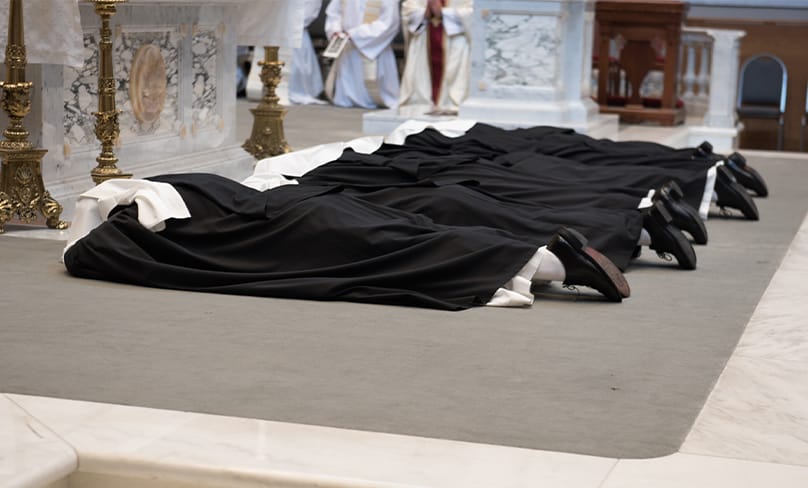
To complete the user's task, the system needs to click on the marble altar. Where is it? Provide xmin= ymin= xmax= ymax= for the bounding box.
xmin=0 ymin=0 xmax=300 ymax=221
xmin=363 ymin=0 xmax=619 ymax=139
xmin=363 ymin=0 xmax=745 ymax=154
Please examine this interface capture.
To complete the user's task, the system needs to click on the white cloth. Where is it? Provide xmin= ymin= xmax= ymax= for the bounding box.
xmin=62 ymin=179 xmax=190 ymax=260
xmin=237 ymin=0 xmax=305 ymax=48
xmin=245 ymin=119 xmax=475 ymax=184
xmin=324 ymin=0 xmax=401 ymax=108
xmin=0 ymin=0 xmax=82 ymax=67
xmin=638 ymin=189 xmax=656 ymax=210
xmin=289 ymin=0 xmax=326 ymax=105
xmin=701 ymin=163 xmax=720 ymax=220
xmin=398 ymin=0 xmax=472 ymax=110
xmin=487 ymin=246 xmax=544 ymax=307
xmin=637 ymin=165 xmax=719 ymax=221
xmin=245 ymin=135 xmax=386 ymax=187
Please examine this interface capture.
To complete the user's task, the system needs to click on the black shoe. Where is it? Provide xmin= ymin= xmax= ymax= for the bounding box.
xmin=694 ymin=141 xmax=714 ymax=158
xmin=547 ymin=227 xmax=630 ymax=302
xmin=643 ymin=201 xmax=697 ymax=270
xmin=726 ymin=152 xmax=769 ymax=197
xmin=662 ymin=180 xmax=685 ymax=201
xmin=654 ymin=182 xmax=708 ymax=245
xmin=715 ymin=165 xmax=760 ymax=220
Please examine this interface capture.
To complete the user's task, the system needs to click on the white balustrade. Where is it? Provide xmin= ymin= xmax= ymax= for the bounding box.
xmin=679 ymin=29 xmax=712 ymax=117
xmin=682 ymin=27 xmax=746 ymax=151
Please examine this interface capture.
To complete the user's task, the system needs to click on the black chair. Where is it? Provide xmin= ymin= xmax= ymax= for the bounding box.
xmin=736 ymin=53 xmax=788 ymax=150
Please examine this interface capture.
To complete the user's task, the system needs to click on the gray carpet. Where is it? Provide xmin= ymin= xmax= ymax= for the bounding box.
xmin=1 ymin=154 xmax=806 ymax=459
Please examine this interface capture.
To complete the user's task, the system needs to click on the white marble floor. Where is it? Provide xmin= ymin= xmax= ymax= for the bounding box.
xmin=3 ymin=151 xmax=808 ymax=488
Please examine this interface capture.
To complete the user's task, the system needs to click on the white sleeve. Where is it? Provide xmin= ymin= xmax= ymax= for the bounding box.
xmin=441 ymin=8 xmax=467 ymax=37
xmin=347 ymin=0 xmax=401 ymax=60
xmin=304 ymin=0 xmax=323 ymax=27
xmin=324 ymin=0 xmax=343 ymax=38
xmin=402 ymin=0 xmax=426 ymax=34
xmin=486 ymin=248 xmax=543 ymax=307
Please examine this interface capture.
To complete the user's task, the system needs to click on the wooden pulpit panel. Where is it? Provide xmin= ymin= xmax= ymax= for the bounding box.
xmin=596 ymin=0 xmax=687 ymax=125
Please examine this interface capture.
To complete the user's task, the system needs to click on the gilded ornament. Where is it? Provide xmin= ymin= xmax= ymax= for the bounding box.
xmin=1 ymin=83 xmax=32 ymax=117
xmin=0 ymin=0 xmax=66 ymax=232
xmin=4 ymin=44 xmax=26 ymax=70
xmin=93 ymin=109 xmax=122 ymax=145
xmin=41 ymin=191 xmax=68 ymax=230
xmin=243 ymin=46 xmax=290 ymax=160
xmin=84 ymin=0 xmax=132 ymax=184
xmin=0 ymin=191 xmax=13 ymax=231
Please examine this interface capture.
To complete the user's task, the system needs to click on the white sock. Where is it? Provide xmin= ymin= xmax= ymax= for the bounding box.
xmin=638 ymin=228 xmax=652 ymax=246
xmin=532 ymin=245 xmax=566 ymax=283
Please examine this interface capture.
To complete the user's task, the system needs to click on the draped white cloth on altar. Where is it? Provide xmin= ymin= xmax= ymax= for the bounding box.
xmin=0 ymin=0 xmax=306 ymax=67
xmin=237 ymin=0 xmax=305 ymax=48
xmin=0 ymin=0 xmax=83 ymax=67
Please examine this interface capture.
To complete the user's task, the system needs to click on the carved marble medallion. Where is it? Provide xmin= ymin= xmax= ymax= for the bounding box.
xmin=129 ymin=44 xmax=167 ymax=125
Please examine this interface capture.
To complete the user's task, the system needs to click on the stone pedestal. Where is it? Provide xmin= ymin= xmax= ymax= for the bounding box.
xmin=458 ymin=0 xmax=616 ymax=137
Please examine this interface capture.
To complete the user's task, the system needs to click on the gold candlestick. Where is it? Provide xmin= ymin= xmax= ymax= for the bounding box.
xmin=243 ymin=46 xmax=291 ymax=160
xmin=86 ymin=0 xmax=131 ymax=185
xmin=0 ymin=0 xmax=66 ymax=233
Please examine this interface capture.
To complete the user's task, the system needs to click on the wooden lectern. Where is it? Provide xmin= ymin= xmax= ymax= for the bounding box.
xmin=595 ymin=0 xmax=687 ymax=125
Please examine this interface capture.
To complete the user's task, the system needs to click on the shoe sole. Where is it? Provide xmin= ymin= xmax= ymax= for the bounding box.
xmin=584 ymin=246 xmax=631 ymax=299
xmin=558 ymin=227 xmax=631 ymax=299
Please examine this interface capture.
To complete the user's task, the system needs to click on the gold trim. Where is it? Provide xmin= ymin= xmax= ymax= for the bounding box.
xmin=85 ymin=0 xmax=132 ymax=185
xmin=243 ymin=46 xmax=291 ymax=160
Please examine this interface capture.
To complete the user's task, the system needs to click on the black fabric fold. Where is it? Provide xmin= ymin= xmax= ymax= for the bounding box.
xmin=65 ymin=173 xmax=539 ymax=311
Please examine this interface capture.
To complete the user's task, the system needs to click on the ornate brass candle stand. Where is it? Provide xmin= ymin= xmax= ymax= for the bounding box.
xmin=86 ymin=0 xmax=131 ymax=185
xmin=243 ymin=46 xmax=291 ymax=160
xmin=0 ymin=0 xmax=66 ymax=233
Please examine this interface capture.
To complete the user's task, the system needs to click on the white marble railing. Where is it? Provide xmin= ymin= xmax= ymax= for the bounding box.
xmin=678 ymin=29 xmax=713 ymax=117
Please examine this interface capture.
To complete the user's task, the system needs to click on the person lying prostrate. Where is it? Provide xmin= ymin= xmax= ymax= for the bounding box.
xmin=63 ymin=174 xmax=630 ymax=310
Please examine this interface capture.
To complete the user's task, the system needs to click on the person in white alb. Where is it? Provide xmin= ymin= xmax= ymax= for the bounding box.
xmin=324 ymin=0 xmax=401 ymax=109
xmin=288 ymin=0 xmax=326 ymax=105
xmin=398 ymin=0 xmax=472 ymax=111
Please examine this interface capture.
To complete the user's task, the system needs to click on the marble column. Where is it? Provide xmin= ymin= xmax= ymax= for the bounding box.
xmin=702 ymin=29 xmax=745 ymax=129
xmin=458 ymin=0 xmax=617 ymax=137
xmin=685 ymin=28 xmax=745 ymax=152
